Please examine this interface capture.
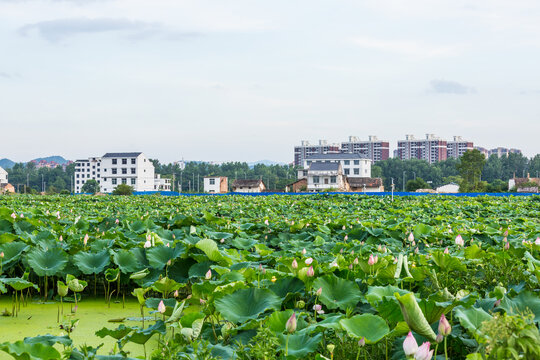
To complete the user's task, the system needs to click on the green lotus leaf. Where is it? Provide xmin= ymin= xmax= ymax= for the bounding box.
xmin=395 ymin=292 xmax=437 ymax=341
xmin=57 ymin=281 xmax=68 ymax=297
xmin=129 ymin=268 xmax=149 ymax=280
xmin=454 ymin=306 xmax=492 ymax=342
xmin=95 ymin=325 xmax=133 ymax=340
xmin=312 ymin=274 xmax=361 ymax=311
xmin=499 ymin=291 xmax=540 ymax=323
xmin=166 ymin=300 xmax=185 ymax=323
xmin=26 ymin=247 xmax=68 ymax=277
xmin=195 ymin=238 xmax=224 ymax=262
xmin=123 ymin=321 xmax=166 ymax=345
xmin=231 ymin=237 xmax=257 ymax=250
xmin=151 ymin=277 xmax=183 ymax=296
xmin=267 ymin=310 xmax=295 ymax=333
xmin=73 ymin=249 xmax=110 ymax=275
xmin=146 ymin=244 xmax=185 ymax=270
xmin=0 ymin=340 xmax=61 ymax=360
xmin=339 ymin=314 xmax=390 ymax=344
xmin=66 ymin=275 xmax=88 ymax=293
xmin=269 ymin=277 xmax=305 ymax=299
xmin=277 ymin=332 xmax=322 ymax=358
xmin=3 ymin=278 xmax=39 ymax=291
xmin=23 ymin=335 xmax=72 ymax=347
xmin=215 ymin=288 xmax=282 ymax=323
xmin=105 ymin=268 xmax=120 ymax=282
xmin=0 ymin=242 xmax=29 ymax=270
xmin=112 ymin=249 xmax=144 ymax=274
xmin=131 ymin=288 xmax=148 ymax=305
xmin=431 ymin=251 xmax=467 ymax=272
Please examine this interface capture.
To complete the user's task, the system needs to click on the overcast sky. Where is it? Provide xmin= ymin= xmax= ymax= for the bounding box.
xmin=1 ymin=0 xmax=539 ymax=164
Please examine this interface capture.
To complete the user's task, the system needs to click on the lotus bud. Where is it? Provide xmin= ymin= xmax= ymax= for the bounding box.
xmin=494 ymin=299 xmax=501 ymax=307
xmin=205 ymin=269 xmax=212 ymax=279
xmin=219 ymin=238 xmax=225 ymax=244
xmin=383 ymin=246 xmax=387 ymax=253
xmin=292 ymin=258 xmax=298 ymax=269
xmin=59 ymin=235 xmax=63 ymax=242
xmin=403 ymin=331 xmax=418 ymax=356
xmin=20 ymin=214 xmax=24 ymax=218
xmin=144 ymin=240 xmax=152 ymax=248
xmin=455 ymin=235 xmax=464 ymax=246
xmin=83 ymin=234 xmax=89 ymax=246
xmin=374 ymin=255 xmax=378 ymax=263
xmin=358 ymin=337 xmax=366 ymax=347
xmin=351 ymin=250 xmax=354 ymax=255
xmin=412 ymin=240 xmax=416 ymax=247
xmin=262 ymin=268 xmax=266 ymax=274
xmin=408 ymin=233 xmax=414 ymax=242
xmin=174 ymin=290 xmax=179 ymax=297
xmin=368 ymin=254 xmax=375 ymax=266
xmin=522 ymin=240 xmax=528 ymax=245
xmin=353 ymin=257 xmax=359 ymax=265
xmin=504 ymin=241 xmax=510 ymax=250
xmin=503 ymin=236 xmax=507 ymax=243
xmin=305 ymin=257 xmax=313 ymax=265
xmin=504 ymin=229 xmax=508 ymax=237
xmin=0 ymin=252 xmax=4 ymax=258
xmin=167 ymin=260 xmax=172 ymax=266
xmin=342 ymin=225 xmax=346 ymax=230
xmin=327 ymin=344 xmax=335 ymax=354
xmin=536 ymin=237 xmax=540 ymax=245
xmin=438 ymin=314 xmax=451 ymax=336
xmin=313 ymin=304 xmax=322 ymax=311
xmin=394 ymin=257 xmax=398 ymax=264
xmin=361 ymin=241 xmax=364 ymax=245
xmin=291 ymin=221 xmax=294 ymax=225
xmin=415 ymin=247 xmax=419 ymax=254
xmin=306 ymin=266 xmax=315 ymax=277
xmin=344 ymin=235 xmax=348 ymax=241
xmin=200 ymin=298 xmax=207 ymax=305
xmin=11 ymin=213 xmax=16 ymax=219
xmin=259 ymin=264 xmax=263 ymax=271
xmin=316 ymin=287 xmax=322 ymax=296
xmin=166 ymin=243 xmax=170 ymax=247
xmin=286 ymin=312 xmax=296 ymax=333
xmin=340 ymin=248 xmax=344 ymax=254
xmin=436 ymin=334 xmax=443 ymax=343
xmin=444 ymin=247 xmax=449 ymax=254
xmin=349 ymin=264 xmax=353 ymax=270
xmin=301 ymin=248 xmax=306 ymax=255
xmin=115 ymin=219 xmax=119 ymax=224
xmin=158 ymin=300 xmax=166 ymax=314
xmin=378 ymin=244 xmax=382 ymax=251
xmin=330 ymin=261 xmax=338 ymax=267
xmin=414 ymin=342 xmax=433 ymax=360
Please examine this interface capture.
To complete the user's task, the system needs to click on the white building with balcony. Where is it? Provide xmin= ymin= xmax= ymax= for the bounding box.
xmin=154 ymin=174 xmax=171 ymax=191
xmin=299 ymin=153 xmax=371 ymax=179
xmin=74 ymin=152 xmax=157 ymax=193
xmin=306 ymin=162 xmax=348 ymax=192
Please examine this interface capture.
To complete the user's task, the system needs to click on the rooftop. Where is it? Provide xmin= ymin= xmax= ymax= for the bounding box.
xmin=232 ymin=179 xmax=264 ymax=187
xmin=347 ymin=177 xmax=383 ymax=187
xmin=306 ymin=153 xmax=369 ymax=161
xmin=309 ymin=161 xmax=340 ymax=171
xmin=102 ymin=152 xmax=143 ymax=158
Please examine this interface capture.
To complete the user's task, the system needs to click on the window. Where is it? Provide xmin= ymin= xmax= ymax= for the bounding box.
xmin=76 ymin=174 xmax=79 ymax=178
xmin=131 ymin=168 xmax=136 ymax=174
xmin=97 ymin=174 xmax=100 ymax=178
xmin=354 ymin=160 xmax=359 ymax=165
xmin=112 ymin=179 xmax=117 ymax=185
xmin=131 ymin=178 xmax=136 ymax=185
xmin=76 ymin=180 xmax=79 ymax=184
xmin=122 ymin=178 xmax=127 ymax=184
xmin=344 ymin=169 xmax=350 ymax=175
xmin=112 ymin=159 xmax=117 ymax=165
xmin=209 ymin=178 xmax=215 ymax=185
xmin=97 ymin=169 xmax=100 ymax=172
xmin=313 ymin=176 xmax=320 ymax=184
xmin=92 ymin=171 xmax=95 ymax=175
xmin=103 ymin=178 xmax=107 ymax=181
xmin=330 ymin=176 xmax=337 ymax=183
xmin=97 ymin=163 xmax=100 ymax=167
xmin=112 ymin=168 xmax=117 ymax=174
xmin=344 ymin=160 xmax=350 ymax=165
xmin=122 ymin=168 xmax=127 ymax=175
xmin=354 ymin=168 xmax=359 ymax=175
xmin=122 ymin=159 xmax=127 ymax=165
xmin=131 ymin=159 xmax=136 ymax=164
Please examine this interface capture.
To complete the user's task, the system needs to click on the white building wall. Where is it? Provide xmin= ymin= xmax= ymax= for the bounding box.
xmin=204 ymin=177 xmax=222 ymax=193
xmin=0 ymin=167 xmax=8 ymax=185
xmin=304 ymin=158 xmax=371 ymax=177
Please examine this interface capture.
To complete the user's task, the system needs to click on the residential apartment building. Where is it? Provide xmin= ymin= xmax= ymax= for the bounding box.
xmin=474 ymin=146 xmax=489 ymax=158
xmin=298 ymin=153 xmax=371 ymax=178
xmin=75 ymin=152 xmax=156 ymax=193
xmin=488 ymin=147 xmax=522 ymax=158
xmin=447 ymin=136 xmax=474 ymax=159
xmin=340 ymin=135 xmax=390 ymax=162
xmin=294 ymin=140 xmax=340 ymax=167
xmin=396 ymin=134 xmax=447 ymax=164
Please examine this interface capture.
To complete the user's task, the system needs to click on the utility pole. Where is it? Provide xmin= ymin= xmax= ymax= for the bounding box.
xmin=402 ymin=171 xmax=406 ymax=192
xmin=197 ymin=174 xmax=200 ymax=193
xmin=172 ymin=173 xmax=175 ymax=192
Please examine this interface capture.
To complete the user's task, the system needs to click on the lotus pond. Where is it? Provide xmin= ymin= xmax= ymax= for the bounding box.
xmin=0 ymin=194 xmax=539 ymax=360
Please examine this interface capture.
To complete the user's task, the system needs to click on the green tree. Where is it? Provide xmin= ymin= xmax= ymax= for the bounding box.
xmin=81 ymin=180 xmax=100 ymax=194
xmin=112 ymin=184 xmax=133 ymax=195
xmin=457 ymin=150 xmax=486 ymax=192
xmin=405 ymin=177 xmax=430 ymax=192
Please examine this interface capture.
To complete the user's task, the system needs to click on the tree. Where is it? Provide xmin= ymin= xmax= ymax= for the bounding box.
xmin=457 ymin=150 xmax=486 ymax=192
xmin=81 ymin=180 xmax=100 ymax=194
xmin=405 ymin=177 xmax=430 ymax=192
xmin=112 ymin=184 xmax=133 ymax=195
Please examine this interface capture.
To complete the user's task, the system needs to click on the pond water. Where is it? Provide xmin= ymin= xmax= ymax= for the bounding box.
xmin=0 ymin=297 xmax=159 ymax=359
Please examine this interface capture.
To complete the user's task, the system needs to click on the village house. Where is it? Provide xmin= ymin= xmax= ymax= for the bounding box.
xmin=347 ymin=177 xmax=384 ymax=192
xmin=306 ymin=161 xmax=348 ymax=192
xmin=231 ymin=179 xmax=266 ymax=193
xmin=204 ymin=176 xmax=228 ymax=193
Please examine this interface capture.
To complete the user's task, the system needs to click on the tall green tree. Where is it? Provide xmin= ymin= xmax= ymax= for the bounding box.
xmin=81 ymin=180 xmax=100 ymax=194
xmin=457 ymin=150 xmax=486 ymax=192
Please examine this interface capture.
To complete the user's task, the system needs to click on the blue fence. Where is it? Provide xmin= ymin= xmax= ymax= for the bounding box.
xmin=127 ymin=191 xmax=539 ymax=197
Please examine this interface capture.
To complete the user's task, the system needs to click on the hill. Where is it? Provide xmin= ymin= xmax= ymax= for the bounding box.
xmin=31 ymin=156 xmax=69 ymax=165
xmin=0 ymin=158 xmax=15 ymax=169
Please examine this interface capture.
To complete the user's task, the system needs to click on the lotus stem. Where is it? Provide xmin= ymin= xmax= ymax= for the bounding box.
xmin=285 ymin=333 xmax=290 ymax=356
xmin=444 ymin=336 xmax=448 ymax=360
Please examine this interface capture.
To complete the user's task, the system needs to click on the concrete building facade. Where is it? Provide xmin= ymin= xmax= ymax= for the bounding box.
xmin=447 ymin=136 xmax=474 ymax=159
xmin=340 ymin=135 xmax=390 ymax=162
xmin=396 ymin=134 xmax=448 ymax=164
xmin=204 ymin=176 xmax=228 ymax=193
xmin=0 ymin=166 xmax=7 ymax=185
xmin=300 ymin=153 xmax=371 ymax=178
xmin=294 ymin=140 xmax=340 ymax=167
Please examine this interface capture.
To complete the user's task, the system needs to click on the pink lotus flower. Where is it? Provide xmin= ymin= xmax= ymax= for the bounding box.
xmin=455 ymin=235 xmax=464 ymax=246
xmin=444 ymin=247 xmax=449 ymax=254
xmin=10 ymin=213 xmax=16 ymax=220
xmin=353 ymin=257 xmax=359 ymax=265
xmin=408 ymin=233 xmax=414 ymax=242
xmin=292 ymin=258 xmax=298 ymax=269
xmin=306 ymin=266 xmax=315 ymax=277
xmin=536 ymin=237 xmax=540 ymax=245
xmin=301 ymin=248 xmax=306 ymax=255
xmin=158 ymin=300 xmax=166 ymax=314
xmin=305 ymin=257 xmax=313 ymax=265
xmin=358 ymin=337 xmax=365 ymax=347
xmin=286 ymin=312 xmax=296 ymax=333
xmin=115 ymin=219 xmax=119 ymax=224
xmin=313 ymin=304 xmax=324 ymax=314
xmin=205 ymin=269 xmax=212 ymax=279
xmin=415 ymin=342 xmax=433 ymax=360
xmin=83 ymin=234 xmax=89 ymax=246
xmin=316 ymin=287 xmax=322 ymax=296
xmin=368 ymin=254 xmax=375 ymax=266
xmin=144 ymin=240 xmax=152 ymax=248
xmin=438 ymin=314 xmax=451 ymax=336
xmin=403 ymin=331 xmax=418 ymax=356
xmin=264 ymin=219 xmax=269 ymax=226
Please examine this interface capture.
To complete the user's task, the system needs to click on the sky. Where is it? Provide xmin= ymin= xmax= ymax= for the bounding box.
xmin=1 ymin=0 xmax=539 ymax=164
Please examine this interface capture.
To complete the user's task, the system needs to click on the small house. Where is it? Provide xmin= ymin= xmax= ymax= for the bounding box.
xmin=307 ymin=162 xmax=348 ymax=192
xmin=285 ymin=178 xmax=307 ymax=193
xmin=347 ymin=177 xmax=384 ymax=192
xmin=204 ymin=176 xmax=228 ymax=193
xmin=231 ymin=179 xmax=266 ymax=193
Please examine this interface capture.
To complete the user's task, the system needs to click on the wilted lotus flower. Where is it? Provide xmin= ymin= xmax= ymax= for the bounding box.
xmin=144 ymin=240 xmax=152 ymax=248
xmin=444 ymin=247 xmax=449 ymax=254
xmin=158 ymin=300 xmax=166 ymax=314
xmin=292 ymin=259 xmax=298 ymax=269
xmin=403 ymin=331 xmax=418 ymax=356
xmin=301 ymin=248 xmax=306 ymax=255
xmin=306 ymin=266 xmax=315 ymax=277
xmin=408 ymin=233 xmax=414 ymax=242
xmin=368 ymin=254 xmax=375 ymax=266
xmin=415 ymin=342 xmax=433 ymax=360
xmin=286 ymin=312 xmax=297 ymax=333
xmin=438 ymin=314 xmax=451 ymax=336
xmin=305 ymin=257 xmax=313 ymax=265
xmin=358 ymin=337 xmax=366 ymax=347
xmin=316 ymin=287 xmax=322 ymax=296
xmin=83 ymin=234 xmax=89 ymax=246
xmin=205 ymin=269 xmax=212 ymax=279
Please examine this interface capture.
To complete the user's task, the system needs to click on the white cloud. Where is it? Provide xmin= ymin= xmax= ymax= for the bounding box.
xmin=350 ymin=37 xmax=463 ymax=58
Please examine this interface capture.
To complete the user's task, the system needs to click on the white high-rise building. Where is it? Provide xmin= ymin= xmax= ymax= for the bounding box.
xmin=74 ymin=152 xmax=157 ymax=193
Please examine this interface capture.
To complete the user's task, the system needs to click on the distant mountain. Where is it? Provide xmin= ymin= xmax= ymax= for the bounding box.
xmin=31 ymin=156 xmax=70 ymax=165
xmin=248 ymin=160 xmax=287 ymax=168
xmin=0 ymin=158 xmax=15 ymax=169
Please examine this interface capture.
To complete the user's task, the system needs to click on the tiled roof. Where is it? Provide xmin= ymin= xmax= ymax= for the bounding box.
xmin=347 ymin=177 xmax=383 ymax=187
xmin=232 ymin=179 xmax=264 ymax=187
xmin=306 ymin=153 xmax=370 ymax=160
xmin=309 ymin=161 xmax=340 ymax=171
xmin=103 ymin=152 xmax=143 ymax=158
